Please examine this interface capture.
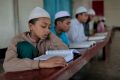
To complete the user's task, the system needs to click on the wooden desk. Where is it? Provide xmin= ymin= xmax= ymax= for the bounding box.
xmin=0 ymin=32 xmax=111 ymax=80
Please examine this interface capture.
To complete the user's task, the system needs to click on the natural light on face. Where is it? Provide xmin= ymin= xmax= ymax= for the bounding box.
xmin=32 ymin=17 xmax=51 ymax=40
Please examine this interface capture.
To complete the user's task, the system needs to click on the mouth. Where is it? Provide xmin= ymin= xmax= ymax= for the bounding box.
xmin=64 ymin=28 xmax=69 ymax=32
xmin=42 ymin=34 xmax=49 ymax=39
xmin=42 ymin=35 xmax=47 ymax=39
xmin=45 ymin=35 xmax=48 ymax=38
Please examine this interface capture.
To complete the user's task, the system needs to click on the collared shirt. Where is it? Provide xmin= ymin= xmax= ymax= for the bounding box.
xmin=51 ymin=27 xmax=69 ymax=46
xmin=67 ymin=18 xmax=87 ymax=44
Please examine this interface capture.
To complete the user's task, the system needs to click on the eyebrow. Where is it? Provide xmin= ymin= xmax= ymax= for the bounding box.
xmin=42 ymin=22 xmax=51 ymax=28
xmin=43 ymin=22 xmax=50 ymax=25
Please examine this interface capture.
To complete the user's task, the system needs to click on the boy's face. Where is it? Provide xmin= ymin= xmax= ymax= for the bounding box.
xmin=30 ymin=17 xmax=51 ymax=40
xmin=59 ymin=18 xmax=71 ymax=32
xmin=78 ymin=12 xmax=88 ymax=23
xmin=89 ymin=15 xmax=95 ymax=21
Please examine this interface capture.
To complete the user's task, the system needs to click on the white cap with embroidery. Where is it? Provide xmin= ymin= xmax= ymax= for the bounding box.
xmin=75 ymin=6 xmax=88 ymax=15
xmin=55 ymin=11 xmax=70 ymax=19
xmin=28 ymin=7 xmax=50 ymax=21
xmin=87 ymin=9 xmax=96 ymax=15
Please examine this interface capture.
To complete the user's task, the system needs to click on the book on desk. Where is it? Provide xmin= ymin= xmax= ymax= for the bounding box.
xmin=34 ymin=49 xmax=80 ymax=62
xmin=69 ymin=32 xmax=108 ymax=49
xmin=69 ymin=41 xmax=96 ymax=49
xmin=34 ymin=32 xmax=108 ymax=63
xmin=88 ymin=32 xmax=108 ymax=41
xmin=88 ymin=36 xmax=106 ymax=41
xmin=94 ymin=32 xmax=108 ymax=36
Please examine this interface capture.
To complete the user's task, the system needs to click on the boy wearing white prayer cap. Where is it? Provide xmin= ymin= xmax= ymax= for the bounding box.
xmin=67 ymin=6 xmax=88 ymax=44
xmin=51 ymin=11 xmax=71 ymax=46
xmin=84 ymin=8 xmax=96 ymax=36
xmin=96 ymin=16 xmax=106 ymax=33
xmin=3 ymin=7 xmax=68 ymax=72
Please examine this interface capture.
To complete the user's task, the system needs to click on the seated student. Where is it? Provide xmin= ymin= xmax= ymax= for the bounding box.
xmin=3 ymin=7 xmax=68 ymax=72
xmin=67 ymin=6 xmax=88 ymax=43
xmin=96 ymin=16 xmax=106 ymax=33
xmin=51 ymin=11 xmax=71 ymax=46
xmin=84 ymin=8 xmax=96 ymax=36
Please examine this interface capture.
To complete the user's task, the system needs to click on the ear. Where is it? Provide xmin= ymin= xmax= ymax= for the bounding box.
xmin=29 ymin=23 xmax=34 ymax=31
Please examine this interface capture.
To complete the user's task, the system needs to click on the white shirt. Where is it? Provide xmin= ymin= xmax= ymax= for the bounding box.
xmin=89 ymin=20 xmax=94 ymax=35
xmin=89 ymin=20 xmax=94 ymax=30
xmin=67 ymin=18 xmax=87 ymax=43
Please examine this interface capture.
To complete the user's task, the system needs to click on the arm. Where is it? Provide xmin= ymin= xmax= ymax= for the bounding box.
xmin=67 ymin=23 xmax=79 ymax=43
xmin=3 ymin=36 xmax=67 ymax=72
xmin=3 ymin=38 xmax=39 ymax=72
xmin=48 ymin=33 xmax=69 ymax=50
xmin=39 ymin=56 xmax=67 ymax=68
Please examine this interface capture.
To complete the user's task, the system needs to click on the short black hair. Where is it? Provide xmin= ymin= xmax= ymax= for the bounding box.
xmin=55 ymin=16 xmax=71 ymax=25
xmin=28 ymin=18 xmax=39 ymax=24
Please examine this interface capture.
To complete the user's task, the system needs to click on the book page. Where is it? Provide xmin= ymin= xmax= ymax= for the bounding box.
xmin=95 ymin=32 xmax=108 ymax=36
xmin=34 ymin=49 xmax=80 ymax=62
xmin=46 ymin=49 xmax=79 ymax=55
xmin=69 ymin=41 xmax=96 ymax=48
xmin=88 ymin=36 xmax=106 ymax=41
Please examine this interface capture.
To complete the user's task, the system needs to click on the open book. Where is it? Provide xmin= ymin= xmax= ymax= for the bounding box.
xmin=69 ymin=41 xmax=96 ymax=49
xmin=34 ymin=49 xmax=80 ymax=62
xmin=88 ymin=35 xmax=106 ymax=41
xmin=95 ymin=32 xmax=108 ymax=36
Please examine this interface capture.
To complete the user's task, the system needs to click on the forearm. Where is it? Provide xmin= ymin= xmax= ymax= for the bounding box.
xmin=3 ymin=58 xmax=39 ymax=72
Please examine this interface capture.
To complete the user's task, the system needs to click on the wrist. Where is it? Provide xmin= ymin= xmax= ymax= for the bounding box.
xmin=39 ymin=60 xmax=46 ymax=68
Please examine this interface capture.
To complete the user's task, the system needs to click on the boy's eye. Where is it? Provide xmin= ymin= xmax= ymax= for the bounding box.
xmin=41 ymin=26 xmax=46 ymax=28
xmin=67 ymin=22 xmax=70 ymax=25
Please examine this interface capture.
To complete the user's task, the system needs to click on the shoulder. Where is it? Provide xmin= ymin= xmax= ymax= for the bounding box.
xmin=71 ymin=18 xmax=79 ymax=24
xmin=50 ymin=33 xmax=68 ymax=46
xmin=10 ymin=32 xmax=28 ymax=46
xmin=44 ymin=33 xmax=68 ymax=49
xmin=49 ymin=33 xmax=60 ymax=40
xmin=60 ymin=32 xmax=67 ymax=38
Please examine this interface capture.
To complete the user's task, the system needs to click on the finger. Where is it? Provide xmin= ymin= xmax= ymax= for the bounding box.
xmin=55 ymin=57 xmax=66 ymax=62
xmin=55 ymin=61 xmax=68 ymax=67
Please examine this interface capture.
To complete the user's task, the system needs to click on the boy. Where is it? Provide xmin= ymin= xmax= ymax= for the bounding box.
xmin=51 ymin=11 xmax=71 ymax=46
xmin=3 ymin=7 xmax=68 ymax=72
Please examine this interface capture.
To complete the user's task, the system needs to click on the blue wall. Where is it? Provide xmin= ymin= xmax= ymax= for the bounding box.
xmin=44 ymin=0 xmax=72 ymax=27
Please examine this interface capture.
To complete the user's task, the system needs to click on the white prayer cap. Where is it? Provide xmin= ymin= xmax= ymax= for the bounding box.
xmin=87 ymin=9 xmax=96 ymax=15
xmin=28 ymin=7 xmax=50 ymax=21
xmin=75 ymin=6 xmax=88 ymax=15
xmin=99 ymin=16 xmax=106 ymax=21
xmin=55 ymin=11 xmax=70 ymax=19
